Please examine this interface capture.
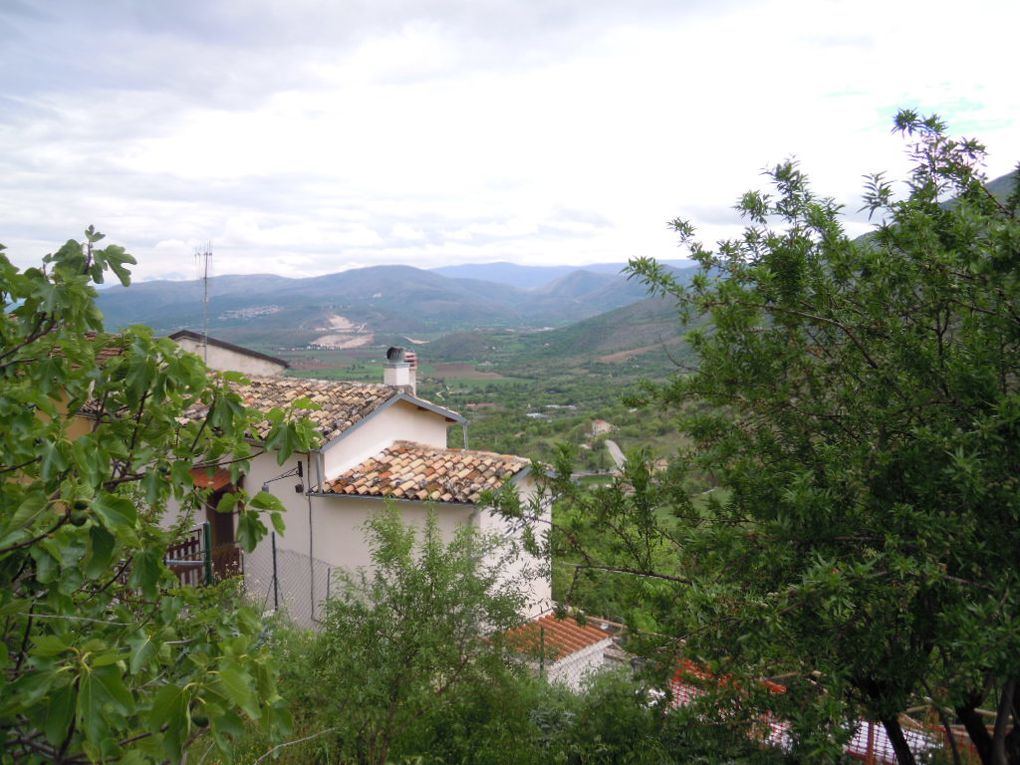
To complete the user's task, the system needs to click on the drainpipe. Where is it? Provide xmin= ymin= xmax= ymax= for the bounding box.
xmin=307 ymin=449 xmax=323 ymax=620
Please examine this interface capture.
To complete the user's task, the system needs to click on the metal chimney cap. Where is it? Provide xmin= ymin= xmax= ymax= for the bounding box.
xmin=386 ymin=346 xmax=406 ymax=363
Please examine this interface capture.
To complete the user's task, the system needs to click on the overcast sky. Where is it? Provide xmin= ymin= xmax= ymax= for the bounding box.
xmin=2 ymin=0 xmax=1017 ymax=281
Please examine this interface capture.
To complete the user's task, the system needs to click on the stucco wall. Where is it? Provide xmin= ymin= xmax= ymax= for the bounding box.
xmin=159 ymin=448 xmax=309 ymax=538
xmin=173 ymin=337 xmax=286 ymax=377
xmin=320 ymin=399 xmax=450 ymax=479
xmin=547 ymin=639 xmax=614 ymax=691
xmin=476 ymin=475 xmax=552 ymax=619
xmin=248 ymin=480 xmax=475 ymax=625
xmin=294 ymin=495 xmax=474 ymax=570
xmin=247 ymin=448 xmax=311 ymax=537
xmin=255 ymin=469 xmax=551 ymax=623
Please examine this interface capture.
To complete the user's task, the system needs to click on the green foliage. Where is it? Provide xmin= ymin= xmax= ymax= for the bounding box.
xmin=497 ymin=114 xmax=1020 ymax=764
xmin=226 ymin=508 xmax=784 ymax=764
xmin=537 ymin=448 xmax=693 ymax=629
xmin=247 ymin=507 xmax=527 ymax=765
xmin=233 ymin=627 xmax=783 ymax=765
xmin=0 ymin=231 xmax=314 ymax=762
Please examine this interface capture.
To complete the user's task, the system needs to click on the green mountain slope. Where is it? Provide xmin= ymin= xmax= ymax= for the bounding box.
xmin=986 ymin=169 xmax=1019 ymax=203
xmin=424 ymin=290 xmax=697 ymax=373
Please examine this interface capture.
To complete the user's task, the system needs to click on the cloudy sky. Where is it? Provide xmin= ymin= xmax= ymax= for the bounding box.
xmin=2 ymin=0 xmax=1017 ymax=281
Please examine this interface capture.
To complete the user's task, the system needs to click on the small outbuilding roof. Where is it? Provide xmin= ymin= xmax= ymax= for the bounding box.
xmin=505 ymin=614 xmax=614 ymax=662
xmin=320 ymin=440 xmax=529 ymax=504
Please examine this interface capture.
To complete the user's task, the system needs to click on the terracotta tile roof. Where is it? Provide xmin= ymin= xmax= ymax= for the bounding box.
xmin=228 ymin=376 xmax=398 ymax=442
xmin=191 ymin=467 xmax=233 ymax=490
xmin=95 ymin=345 xmax=128 ymax=363
xmin=505 ymin=614 xmax=614 ymax=663
xmin=321 ymin=441 xmax=530 ymax=504
xmin=62 ymin=332 xmax=127 ymax=364
xmin=78 ymin=336 xmax=455 ymax=445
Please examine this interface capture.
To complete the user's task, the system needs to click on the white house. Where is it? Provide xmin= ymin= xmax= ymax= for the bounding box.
xmin=168 ymin=341 xmax=551 ymax=626
xmin=169 ymin=330 xmax=289 ymax=377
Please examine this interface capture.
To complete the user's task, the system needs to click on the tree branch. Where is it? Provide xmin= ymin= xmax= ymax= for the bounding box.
xmin=558 ymin=560 xmax=692 ymax=585
xmin=0 ymin=508 xmax=71 ymax=556
xmin=0 ymin=457 xmax=41 ymax=475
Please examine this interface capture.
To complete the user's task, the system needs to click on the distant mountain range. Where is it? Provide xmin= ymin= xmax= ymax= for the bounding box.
xmin=97 ymin=260 xmax=697 ymax=349
xmin=98 ymin=171 xmax=1018 ymax=359
xmin=429 ymin=259 xmax=694 ymax=290
xmin=466 ymin=171 xmax=1020 ymax=370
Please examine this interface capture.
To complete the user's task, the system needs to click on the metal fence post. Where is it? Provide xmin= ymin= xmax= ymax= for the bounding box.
xmin=271 ymin=531 xmax=279 ymax=611
xmin=202 ymin=522 xmax=213 ymax=585
xmin=539 ymin=625 xmax=545 ymax=677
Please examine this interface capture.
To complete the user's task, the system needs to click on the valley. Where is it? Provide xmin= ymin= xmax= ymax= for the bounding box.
xmin=98 ymin=260 xmax=701 ymax=466
xmin=280 ymin=295 xmax=698 ymax=469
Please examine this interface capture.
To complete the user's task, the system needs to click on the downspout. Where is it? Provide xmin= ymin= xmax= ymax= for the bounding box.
xmin=461 ymin=421 xmax=468 ymax=449
xmin=307 ymin=449 xmax=322 ymax=620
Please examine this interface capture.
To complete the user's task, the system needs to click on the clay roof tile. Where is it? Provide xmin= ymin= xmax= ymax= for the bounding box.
xmin=322 ymin=442 xmax=530 ymax=505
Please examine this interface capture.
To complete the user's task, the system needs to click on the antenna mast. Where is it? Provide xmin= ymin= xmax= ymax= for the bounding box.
xmin=195 ymin=244 xmax=212 ymax=363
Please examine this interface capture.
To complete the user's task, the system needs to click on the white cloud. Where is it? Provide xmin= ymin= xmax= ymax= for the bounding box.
xmin=391 ymin=223 xmax=426 ymax=241
xmin=1 ymin=0 xmax=1018 ymax=279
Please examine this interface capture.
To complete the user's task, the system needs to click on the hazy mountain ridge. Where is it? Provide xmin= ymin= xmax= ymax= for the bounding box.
xmin=430 ymin=259 xmax=694 ymax=290
xmin=99 ymin=174 xmax=1017 ymax=359
xmin=424 ymin=278 xmax=699 ymax=371
xmin=98 ymin=261 xmax=697 ymax=347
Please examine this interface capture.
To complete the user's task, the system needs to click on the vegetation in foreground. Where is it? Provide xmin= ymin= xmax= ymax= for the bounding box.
xmin=5 ymin=109 xmax=1019 ymax=764
xmin=226 ymin=509 xmax=786 ymax=765
xmin=493 ymin=113 xmax=1020 ymax=764
xmin=0 ymin=232 xmax=315 ymax=761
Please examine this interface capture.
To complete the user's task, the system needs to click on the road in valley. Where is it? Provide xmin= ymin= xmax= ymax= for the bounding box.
xmin=605 ymin=439 xmax=626 ymax=470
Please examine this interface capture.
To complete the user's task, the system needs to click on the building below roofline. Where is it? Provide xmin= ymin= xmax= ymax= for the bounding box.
xmin=169 ymin=330 xmax=289 ymax=376
xmin=162 ymin=339 xmax=551 ymax=627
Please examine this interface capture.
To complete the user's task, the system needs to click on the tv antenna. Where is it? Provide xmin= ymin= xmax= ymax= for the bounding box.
xmin=195 ymin=244 xmax=212 ymax=363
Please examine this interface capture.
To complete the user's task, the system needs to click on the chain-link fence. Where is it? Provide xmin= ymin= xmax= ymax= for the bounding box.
xmin=244 ymin=533 xmax=335 ymax=629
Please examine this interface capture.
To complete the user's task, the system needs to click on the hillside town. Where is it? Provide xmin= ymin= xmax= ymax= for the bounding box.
xmin=2 ymin=1 xmax=1019 ymax=762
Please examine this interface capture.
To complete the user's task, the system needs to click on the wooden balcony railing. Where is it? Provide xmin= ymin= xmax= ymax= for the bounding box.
xmin=165 ymin=523 xmax=242 ymax=586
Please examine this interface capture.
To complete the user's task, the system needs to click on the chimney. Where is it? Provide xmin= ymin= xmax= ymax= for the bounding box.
xmin=383 ymin=346 xmax=417 ymax=395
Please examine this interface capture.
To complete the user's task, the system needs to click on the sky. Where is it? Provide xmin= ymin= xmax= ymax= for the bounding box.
xmin=1 ymin=0 xmax=1017 ymax=282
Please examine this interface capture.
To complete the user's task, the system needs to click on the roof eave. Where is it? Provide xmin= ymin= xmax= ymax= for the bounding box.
xmin=169 ymin=330 xmax=291 ymax=369
xmin=316 ymin=391 xmax=463 ymax=452
xmin=508 ymin=465 xmax=532 ymax=486
xmin=307 ymin=490 xmax=478 ymax=507
xmin=395 ymin=391 xmax=465 ymax=424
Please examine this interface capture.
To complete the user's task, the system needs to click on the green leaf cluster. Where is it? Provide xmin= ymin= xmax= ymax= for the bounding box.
xmin=225 ymin=510 xmax=784 ymax=765
xmin=0 ymin=231 xmax=313 ymax=762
